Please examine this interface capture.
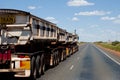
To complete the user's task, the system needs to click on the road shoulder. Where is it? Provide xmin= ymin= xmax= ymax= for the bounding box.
xmin=95 ymin=44 xmax=120 ymax=64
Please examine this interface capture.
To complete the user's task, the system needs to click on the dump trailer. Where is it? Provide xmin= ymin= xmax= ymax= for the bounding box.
xmin=0 ymin=9 xmax=79 ymax=79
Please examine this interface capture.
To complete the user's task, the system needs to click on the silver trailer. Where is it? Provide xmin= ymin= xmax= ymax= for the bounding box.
xmin=0 ymin=9 xmax=79 ymax=79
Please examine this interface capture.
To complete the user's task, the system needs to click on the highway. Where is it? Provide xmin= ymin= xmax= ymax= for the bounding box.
xmin=1 ymin=43 xmax=120 ymax=80
xmin=39 ymin=43 xmax=120 ymax=80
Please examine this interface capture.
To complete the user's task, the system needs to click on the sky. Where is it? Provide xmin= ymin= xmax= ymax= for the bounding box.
xmin=0 ymin=0 xmax=120 ymax=42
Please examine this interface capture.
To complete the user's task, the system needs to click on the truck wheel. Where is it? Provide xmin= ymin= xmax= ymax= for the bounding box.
xmin=36 ymin=56 xmax=42 ymax=78
xmin=31 ymin=56 xmax=37 ymax=80
xmin=61 ymin=51 xmax=64 ymax=61
xmin=58 ymin=51 xmax=61 ymax=62
xmin=53 ymin=54 xmax=56 ymax=67
xmin=63 ymin=49 xmax=66 ymax=60
xmin=56 ymin=51 xmax=59 ymax=65
xmin=57 ymin=51 xmax=60 ymax=64
xmin=70 ymin=48 xmax=72 ymax=55
xmin=41 ymin=54 xmax=45 ymax=74
xmin=54 ymin=53 xmax=57 ymax=66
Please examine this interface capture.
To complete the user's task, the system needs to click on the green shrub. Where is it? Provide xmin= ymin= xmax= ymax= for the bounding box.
xmin=97 ymin=42 xmax=120 ymax=52
xmin=112 ymin=41 xmax=120 ymax=46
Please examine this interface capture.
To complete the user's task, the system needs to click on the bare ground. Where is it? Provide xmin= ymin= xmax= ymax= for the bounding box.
xmin=96 ymin=45 xmax=120 ymax=57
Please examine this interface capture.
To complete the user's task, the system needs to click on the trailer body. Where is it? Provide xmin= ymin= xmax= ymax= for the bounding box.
xmin=0 ymin=9 xmax=79 ymax=79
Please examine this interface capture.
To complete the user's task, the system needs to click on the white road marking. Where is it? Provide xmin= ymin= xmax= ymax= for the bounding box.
xmin=77 ymin=57 xmax=80 ymax=60
xmin=94 ymin=45 xmax=120 ymax=66
xmin=70 ymin=65 xmax=74 ymax=70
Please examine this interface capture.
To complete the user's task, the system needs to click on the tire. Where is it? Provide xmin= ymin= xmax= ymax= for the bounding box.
xmin=30 ymin=56 xmax=37 ymax=80
xmin=50 ymin=54 xmax=54 ymax=67
xmin=57 ymin=51 xmax=60 ymax=64
xmin=63 ymin=49 xmax=66 ymax=60
xmin=54 ymin=53 xmax=57 ymax=66
xmin=56 ymin=51 xmax=59 ymax=65
xmin=61 ymin=50 xmax=64 ymax=61
xmin=36 ymin=56 xmax=42 ymax=78
xmin=41 ymin=54 xmax=45 ymax=74
xmin=53 ymin=54 xmax=56 ymax=66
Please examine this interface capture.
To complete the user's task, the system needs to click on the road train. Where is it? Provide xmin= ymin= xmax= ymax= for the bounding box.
xmin=0 ymin=9 xmax=79 ymax=79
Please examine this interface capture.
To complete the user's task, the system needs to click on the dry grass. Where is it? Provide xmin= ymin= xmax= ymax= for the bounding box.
xmin=97 ymin=44 xmax=120 ymax=57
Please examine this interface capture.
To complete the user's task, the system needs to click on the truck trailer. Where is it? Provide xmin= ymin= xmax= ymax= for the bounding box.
xmin=0 ymin=9 xmax=79 ymax=79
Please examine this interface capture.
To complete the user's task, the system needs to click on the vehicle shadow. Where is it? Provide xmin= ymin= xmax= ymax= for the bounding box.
xmin=0 ymin=72 xmax=31 ymax=80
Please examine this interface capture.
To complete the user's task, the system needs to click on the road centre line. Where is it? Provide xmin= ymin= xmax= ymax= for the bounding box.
xmin=77 ymin=57 xmax=80 ymax=60
xmin=70 ymin=65 xmax=74 ymax=70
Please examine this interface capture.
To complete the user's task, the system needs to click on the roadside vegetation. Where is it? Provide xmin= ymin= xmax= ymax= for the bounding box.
xmin=79 ymin=42 xmax=86 ymax=44
xmin=95 ymin=41 xmax=120 ymax=52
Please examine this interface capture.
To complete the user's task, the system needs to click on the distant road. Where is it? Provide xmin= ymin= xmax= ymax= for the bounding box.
xmin=38 ymin=43 xmax=120 ymax=80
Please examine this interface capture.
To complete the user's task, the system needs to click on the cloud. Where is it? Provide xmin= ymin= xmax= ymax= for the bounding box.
xmin=72 ymin=17 xmax=79 ymax=21
xmin=101 ymin=15 xmax=120 ymax=24
xmin=75 ymin=10 xmax=111 ymax=16
xmin=101 ymin=16 xmax=116 ymax=20
xmin=28 ymin=6 xmax=42 ymax=10
xmin=117 ymin=15 xmax=120 ymax=18
xmin=113 ymin=19 xmax=120 ymax=24
xmin=105 ymin=30 xmax=115 ymax=34
xmin=28 ymin=6 xmax=37 ymax=10
xmin=77 ymin=27 xmax=120 ymax=42
xmin=77 ymin=28 xmax=100 ymax=42
xmin=45 ymin=17 xmax=58 ymax=23
xmin=90 ymin=25 xmax=99 ymax=28
xmin=103 ymin=29 xmax=120 ymax=40
xmin=67 ymin=0 xmax=94 ymax=6
xmin=78 ymin=28 xmax=85 ymax=32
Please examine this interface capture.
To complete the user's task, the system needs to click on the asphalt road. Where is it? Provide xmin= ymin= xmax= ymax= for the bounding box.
xmin=38 ymin=43 xmax=120 ymax=80
xmin=1 ymin=43 xmax=120 ymax=80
